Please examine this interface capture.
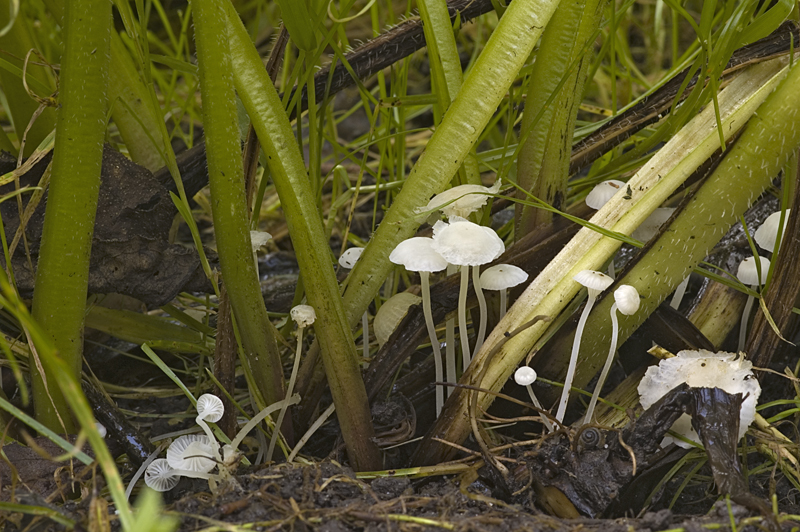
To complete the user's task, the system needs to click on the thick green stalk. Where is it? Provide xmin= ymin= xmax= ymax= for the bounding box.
xmin=515 ymin=0 xmax=607 ymax=234
xmin=191 ymin=0 xmax=285 ymax=410
xmin=223 ymin=2 xmax=381 ymax=471
xmin=42 ymin=0 xmax=165 ymax=170
xmin=30 ymin=0 xmax=111 ymax=432
xmin=412 ymin=58 xmax=791 ymax=465
xmin=343 ymin=0 xmax=563 ymax=329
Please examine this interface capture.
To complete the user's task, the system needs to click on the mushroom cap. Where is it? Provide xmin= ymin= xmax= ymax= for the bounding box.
xmin=613 ymin=285 xmax=640 ymax=315
xmin=250 ymin=230 xmax=273 ymax=252
xmin=144 ymin=459 xmax=179 ymax=492
xmin=638 ymin=349 xmax=761 ymax=448
xmin=374 ymin=292 xmax=422 ymax=347
xmin=420 ymin=181 xmax=501 ymax=219
xmin=290 ymin=304 xmax=317 ymax=327
xmin=737 ymin=256 xmax=770 ymax=286
xmin=339 ymin=247 xmax=364 ymax=269
xmin=573 ymin=270 xmax=613 ymax=294
xmin=431 ymin=220 xmax=505 ymax=266
xmin=585 ymin=180 xmax=626 ymax=209
xmin=389 ymin=237 xmax=448 ymax=273
xmin=480 ymin=264 xmax=529 ymax=291
xmin=514 ymin=366 xmax=538 ymax=386
xmin=196 ymin=393 xmax=224 ymax=423
xmin=754 ymin=210 xmax=790 ymax=252
xmin=166 ymin=435 xmax=216 ymax=473
xmin=631 ymin=207 xmax=675 ymax=242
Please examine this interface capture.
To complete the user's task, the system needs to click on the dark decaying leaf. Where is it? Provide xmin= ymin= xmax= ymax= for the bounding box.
xmin=0 ymin=146 xmax=214 ymax=307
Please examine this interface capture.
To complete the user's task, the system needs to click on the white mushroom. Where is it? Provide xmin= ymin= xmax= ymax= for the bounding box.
xmin=166 ymin=435 xmax=216 ymax=474
xmin=585 ymin=180 xmax=626 ymax=209
xmin=419 ymin=181 xmax=501 ymax=220
xmin=268 ymin=304 xmax=317 ymax=461
xmin=556 ymin=270 xmax=613 ymax=423
xmin=514 ymin=366 xmax=553 ymax=432
xmin=195 ymin=394 xmax=224 ymax=461
xmin=584 ymin=284 xmax=640 ymax=424
xmin=390 ymin=237 xmax=449 ymax=416
xmin=144 ymin=458 xmax=180 ymax=492
xmin=736 ymin=256 xmax=770 ymax=352
xmin=480 ymin=264 xmax=529 ymax=317
xmin=638 ymin=350 xmax=761 ymax=448
xmin=754 ymin=210 xmax=790 ymax=253
xmin=431 ymin=219 xmax=505 ymax=368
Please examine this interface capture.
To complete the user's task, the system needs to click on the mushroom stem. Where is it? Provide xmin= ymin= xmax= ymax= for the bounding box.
xmin=473 ymin=266 xmax=488 ymax=355
xmin=458 ymin=265 xmax=472 ymax=369
xmin=267 ymin=325 xmax=305 ymax=461
xmin=420 ymin=272 xmax=444 ymax=416
xmin=195 ymin=418 xmax=221 ymax=462
xmin=738 ymin=286 xmax=756 ymax=353
xmin=556 ymin=289 xmax=599 ymax=423
xmin=584 ymin=303 xmax=620 ymax=424
xmin=499 ymin=290 xmax=508 ymax=317
xmin=445 ymin=265 xmax=457 ymax=396
xmin=669 ymin=276 xmax=690 ymax=310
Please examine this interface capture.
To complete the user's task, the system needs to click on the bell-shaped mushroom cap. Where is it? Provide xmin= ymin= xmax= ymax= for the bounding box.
xmin=514 ymin=366 xmax=538 ymax=386
xmin=389 ymin=237 xmax=448 ymax=273
xmin=480 ymin=264 xmax=529 ymax=291
xmin=632 ymin=207 xmax=675 ymax=242
xmin=574 ymin=270 xmax=613 ymax=294
xmin=431 ymin=220 xmax=505 ymax=266
xmin=144 ymin=459 xmax=179 ymax=492
xmin=339 ymin=247 xmax=364 ymax=269
xmin=290 ymin=305 xmax=316 ymax=327
xmin=166 ymin=435 xmax=216 ymax=473
xmin=754 ymin=210 xmax=791 ymax=252
xmin=374 ymin=292 xmax=422 ymax=347
xmin=585 ymin=180 xmax=626 ymax=209
xmin=613 ymin=285 xmax=640 ymax=315
xmin=420 ymin=181 xmax=501 ymax=219
xmin=638 ymin=350 xmax=761 ymax=448
xmin=737 ymin=256 xmax=770 ymax=286
xmin=196 ymin=394 xmax=224 ymax=423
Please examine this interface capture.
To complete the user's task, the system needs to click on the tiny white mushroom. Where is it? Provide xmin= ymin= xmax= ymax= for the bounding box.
xmin=556 ymin=270 xmax=613 ymax=423
xmin=514 ymin=366 xmax=553 ymax=432
xmin=638 ymin=350 xmax=761 ymax=448
xmin=390 ymin=237 xmax=448 ymax=416
xmin=250 ymin=230 xmax=273 ymax=273
xmin=585 ymin=180 xmax=626 ymax=210
xmin=754 ymin=210 xmax=790 ymax=253
xmin=480 ymin=264 xmax=529 ymax=317
xmin=268 ymin=304 xmax=317 ymax=461
xmin=431 ymin=220 xmax=505 ymax=369
xmin=736 ymin=256 xmax=770 ymax=352
xmin=195 ymin=394 xmax=224 ymax=461
xmin=144 ymin=458 xmax=180 ymax=492
xmin=166 ymin=435 xmax=216 ymax=474
xmin=584 ymin=284 xmax=640 ymax=424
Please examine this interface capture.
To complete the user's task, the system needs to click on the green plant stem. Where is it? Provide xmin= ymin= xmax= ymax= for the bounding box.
xmin=515 ymin=0 xmax=607 ymax=234
xmin=223 ymin=2 xmax=381 ymax=471
xmin=29 ymin=0 xmax=111 ymax=432
xmin=342 ymin=0 xmax=562 ymax=331
xmin=190 ymin=0 xmax=285 ymax=410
